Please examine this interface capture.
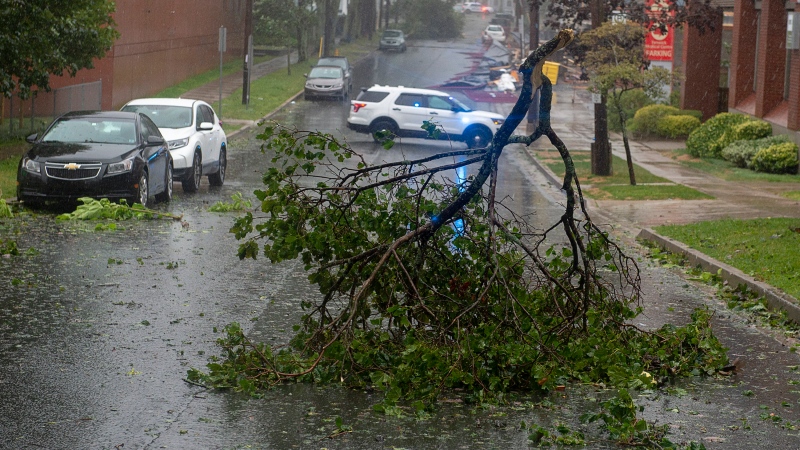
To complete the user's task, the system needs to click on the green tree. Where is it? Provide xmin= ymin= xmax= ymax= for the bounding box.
xmin=254 ymin=0 xmax=317 ymax=62
xmin=575 ymin=21 xmax=673 ymax=185
xmin=0 ymin=0 xmax=118 ymax=99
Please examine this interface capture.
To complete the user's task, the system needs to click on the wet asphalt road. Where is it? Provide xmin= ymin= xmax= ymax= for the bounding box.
xmin=3 ymin=14 xmax=800 ymax=450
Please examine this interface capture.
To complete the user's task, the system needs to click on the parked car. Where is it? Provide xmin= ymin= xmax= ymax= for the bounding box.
xmin=121 ymin=98 xmax=227 ymax=192
xmin=461 ymin=2 xmax=492 ymax=13
xmin=491 ymin=12 xmax=515 ymax=28
xmin=482 ymin=24 xmax=506 ymax=43
xmin=347 ymin=85 xmax=505 ymax=148
xmin=303 ymin=66 xmax=349 ymax=101
xmin=17 ymin=110 xmax=173 ymax=208
xmin=316 ymin=56 xmax=352 ymax=94
xmin=379 ymin=29 xmax=406 ymax=52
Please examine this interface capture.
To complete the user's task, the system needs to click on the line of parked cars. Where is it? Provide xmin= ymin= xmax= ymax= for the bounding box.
xmin=17 ymin=98 xmax=228 ymax=208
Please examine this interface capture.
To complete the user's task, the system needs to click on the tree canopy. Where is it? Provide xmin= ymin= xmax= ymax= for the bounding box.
xmin=0 ymin=0 xmax=118 ymax=99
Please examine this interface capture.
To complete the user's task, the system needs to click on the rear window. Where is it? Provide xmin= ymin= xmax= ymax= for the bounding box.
xmin=487 ymin=25 xmax=503 ymax=32
xmin=356 ymin=90 xmax=390 ymax=102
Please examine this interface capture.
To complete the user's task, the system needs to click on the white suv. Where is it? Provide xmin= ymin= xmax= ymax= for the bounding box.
xmin=347 ymin=85 xmax=505 ymax=148
xmin=121 ymin=98 xmax=227 ymax=192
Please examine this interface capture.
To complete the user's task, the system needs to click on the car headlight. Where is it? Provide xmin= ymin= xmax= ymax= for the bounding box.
xmin=22 ymin=157 xmax=40 ymax=173
xmin=107 ymin=156 xmax=136 ymax=174
xmin=332 ymin=83 xmax=343 ymax=89
xmin=168 ymin=138 xmax=189 ymax=150
xmin=492 ymin=119 xmax=505 ymax=125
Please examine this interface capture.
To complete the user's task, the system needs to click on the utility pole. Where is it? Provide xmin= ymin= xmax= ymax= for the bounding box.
xmin=590 ymin=0 xmax=612 ymax=175
xmin=242 ymin=0 xmax=253 ymax=106
xmin=526 ymin=0 xmax=540 ymax=131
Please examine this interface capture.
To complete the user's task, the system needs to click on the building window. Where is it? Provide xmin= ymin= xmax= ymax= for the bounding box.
xmin=723 ymin=11 xmax=733 ymax=28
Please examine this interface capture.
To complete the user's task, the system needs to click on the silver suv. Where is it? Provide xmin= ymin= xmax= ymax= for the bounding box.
xmin=379 ymin=30 xmax=406 ymax=52
xmin=347 ymin=85 xmax=505 ymax=148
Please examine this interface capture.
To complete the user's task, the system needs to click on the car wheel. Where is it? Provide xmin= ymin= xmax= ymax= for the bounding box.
xmin=208 ymin=147 xmax=226 ymax=186
xmin=156 ymin=161 xmax=173 ymax=203
xmin=182 ymin=151 xmax=202 ymax=192
xmin=402 ymin=44 xmax=407 ymax=52
xmin=464 ymin=126 xmax=492 ymax=149
xmin=370 ymin=119 xmax=398 ymax=144
xmin=133 ymin=170 xmax=150 ymax=208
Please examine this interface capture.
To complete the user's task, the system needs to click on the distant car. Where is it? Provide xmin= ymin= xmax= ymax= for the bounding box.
xmin=304 ymin=66 xmax=349 ymax=101
xmin=379 ymin=29 xmax=406 ymax=52
xmin=316 ymin=56 xmax=352 ymax=94
xmin=17 ymin=110 xmax=173 ymax=208
xmin=347 ymin=85 xmax=505 ymax=148
xmin=491 ymin=12 xmax=515 ymax=28
xmin=482 ymin=24 xmax=506 ymax=43
xmin=461 ymin=2 xmax=484 ymax=13
xmin=121 ymin=98 xmax=227 ymax=192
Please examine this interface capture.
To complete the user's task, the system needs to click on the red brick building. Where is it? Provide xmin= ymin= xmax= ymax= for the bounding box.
xmin=4 ymin=0 xmax=246 ymax=120
xmin=681 ymin=0 xmax=800 ymax=145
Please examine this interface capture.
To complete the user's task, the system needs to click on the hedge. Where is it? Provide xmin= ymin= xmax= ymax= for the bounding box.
xmin=721 ymin=135 xmax=791 ymax=168
xmin=750 ymin=142 xmax=800 ymax=174
xmin=656 ymin=115 xmax=701 ymax=139
xmin=628 ymin=104 xmax=680 ymax=136
xmin=686 ymin=113 xmax=752 ymax=158
xmin=731 ymin=120 xmax=772 ymax=142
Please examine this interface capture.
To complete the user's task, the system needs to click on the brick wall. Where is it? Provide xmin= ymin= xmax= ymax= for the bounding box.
xmin=754 ymin=0 xmax=786 ymax=117
xmin=680 ymin=13 xmax=723 ymax=121
xmin=729 ymin=0 xmax=757 ymax=108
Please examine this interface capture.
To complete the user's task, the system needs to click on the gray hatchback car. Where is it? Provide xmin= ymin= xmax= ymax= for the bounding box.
xmin=379 ymin=30 xmax=406 ymax=52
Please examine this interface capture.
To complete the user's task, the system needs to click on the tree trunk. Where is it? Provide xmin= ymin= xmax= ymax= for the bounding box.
xmin=322 ymin=0 xmax=336 ymax=57
xmin=614 ymin=94 xmax=636 ymax=185
xmin=589 ymin=0 xmax=611 ymax=176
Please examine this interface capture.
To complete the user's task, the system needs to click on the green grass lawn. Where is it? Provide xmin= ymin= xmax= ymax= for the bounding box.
xmin=537 ymin=150 xmax=714 ymax=200
xmin=668 ymin=148 xmax=800 ymax=183
xmin=0 ymin=155 xmax=19 ymax=200
xmin=782 ymin=191 xmax=800 ymax=200
xmin=655 ymin=218 xmax=800 ymax=299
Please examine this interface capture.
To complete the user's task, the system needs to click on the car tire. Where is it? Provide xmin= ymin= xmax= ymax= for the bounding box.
xmin=133 ymin=170 xmax=150 ymax=208
xmin=182 ymin=151 xmax=202 ymax=193
xmin=208 ymin=147 xmax=226 ymax=186
xmin=401 ymin=44 xmax=407 ymax=52
xmin=464 ymin=126 xmax=492 ymax=149
xmin=370 ymin=119 xmax=398 ymax=144
xmin=156 ymin=161 xmax=173 ymax=203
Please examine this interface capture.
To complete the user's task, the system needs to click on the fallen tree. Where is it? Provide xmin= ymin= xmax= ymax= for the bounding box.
xmin=190 ymin=30 xmax=728 ymax=445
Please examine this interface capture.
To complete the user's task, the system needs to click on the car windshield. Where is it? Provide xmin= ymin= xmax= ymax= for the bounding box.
xmin=318 ymin=58 xmax=346 ymax=70
xmin=383 ymin=31 xmax=402 ymax=38
xmin=41 ymin=118 xmax=137 ymax=144
xmin=309 ymin=67 xmax=343 ymax=79
xmin=121 ymin=104 xmax=193 ymax=128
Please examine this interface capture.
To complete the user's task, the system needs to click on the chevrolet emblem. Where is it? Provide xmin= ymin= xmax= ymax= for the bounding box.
xmin=64 ymin=163 xmax=81 ymax=170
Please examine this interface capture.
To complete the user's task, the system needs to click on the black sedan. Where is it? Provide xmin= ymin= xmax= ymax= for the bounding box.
xmin=17 ymin=111 xmax=173 ymax=208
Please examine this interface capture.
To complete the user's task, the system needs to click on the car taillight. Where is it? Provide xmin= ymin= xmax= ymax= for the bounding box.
xmin=352 ymin=102 xmax=367 ymax=113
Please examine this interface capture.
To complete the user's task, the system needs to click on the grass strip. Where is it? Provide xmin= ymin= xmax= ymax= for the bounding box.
xmin=668 ymin=148 xmax=800 ymax=183
xmin=654 ymin=217 xmax=800 ymax=299
xmin=537 ymin=150 xmax=712 ymax=200
xmin=0 ymin=155 xmax=19 ymax=200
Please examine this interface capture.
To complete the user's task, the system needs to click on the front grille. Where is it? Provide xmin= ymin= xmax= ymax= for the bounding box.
xmin=45 ymin=163 xmax=102 ymax=180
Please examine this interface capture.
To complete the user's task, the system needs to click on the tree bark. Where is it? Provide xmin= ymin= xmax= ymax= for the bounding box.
xmin=589 ymin=0 xmax=611 ymax=176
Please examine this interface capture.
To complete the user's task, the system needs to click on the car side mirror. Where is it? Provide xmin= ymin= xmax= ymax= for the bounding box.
xmin=146 ymin=135 xmax=166 ymax=146
xmin=26 ymin=133 xmax=38 ymax=144
xmin=198 ymin=121 xmax=213 ymax=131
xmin=304 ymin=73 xmax=308 ymax=78
xmin=451 ymin=106 xmax=463 ymax=113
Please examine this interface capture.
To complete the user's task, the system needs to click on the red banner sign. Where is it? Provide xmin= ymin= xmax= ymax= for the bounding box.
xmin=644 ymin=0 xmax=674 ymax=61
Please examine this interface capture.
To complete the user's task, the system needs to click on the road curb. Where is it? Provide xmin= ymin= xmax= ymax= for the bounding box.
xmin=226 ymin=90 xmax=304 ymax=140
xmin=637 ymin=227 xmax=800 ymax=323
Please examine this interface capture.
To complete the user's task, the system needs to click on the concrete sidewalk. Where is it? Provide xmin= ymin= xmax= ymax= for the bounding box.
xmin=520 ymin=81 xmax=800 ymax=229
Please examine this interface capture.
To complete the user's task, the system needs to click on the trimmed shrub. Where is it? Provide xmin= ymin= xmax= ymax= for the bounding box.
xmin=627 ymin=104 xmax=680 ymax=136
xmin=686 ymin=112 xmax=751 ymax=158
xmin=656 ymin=115 xmax=701 ymax=139
xmin=677 ymin=109 xmax=703 ymax=120
xmin=731 ymin=119 xmax=772 ymax=141
xmin=751 ymin=142 xmax=800 ymax=174
xmin=607 ymin=89 xmax=653 ymax=132
xmin=721 ymin=135 xmax=790 ymax=168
